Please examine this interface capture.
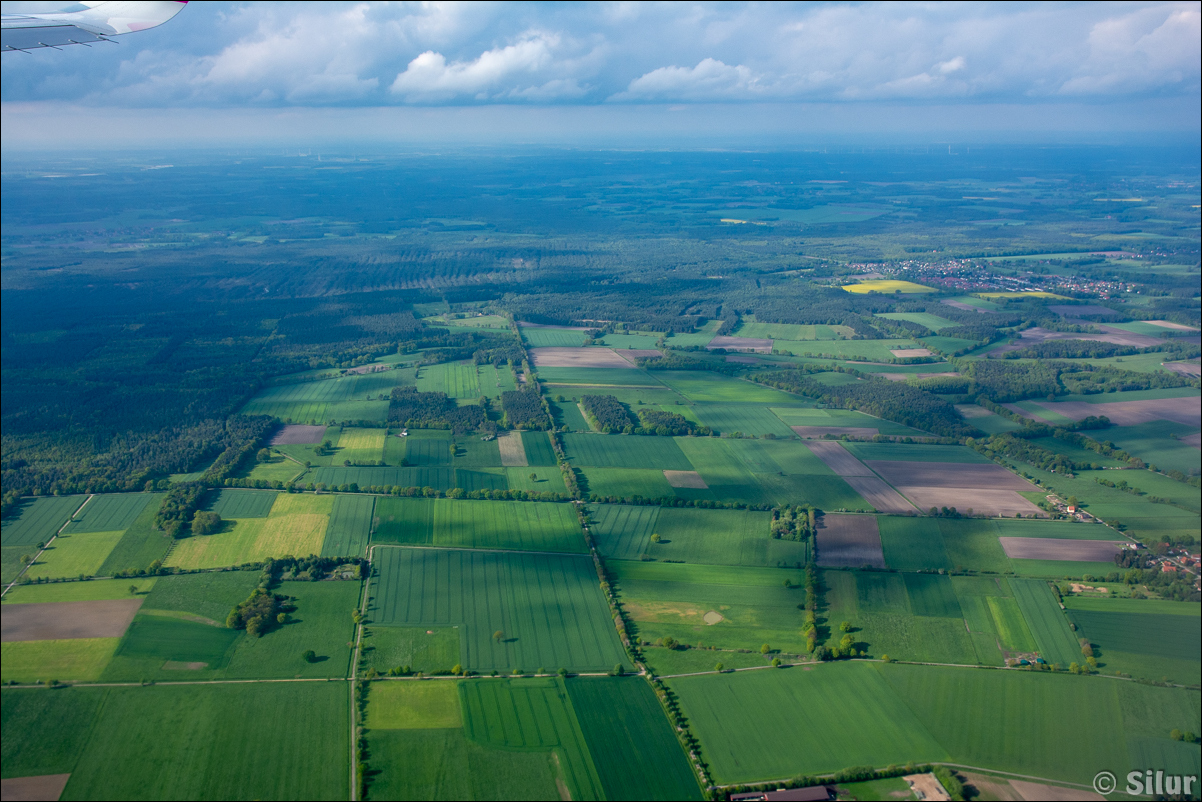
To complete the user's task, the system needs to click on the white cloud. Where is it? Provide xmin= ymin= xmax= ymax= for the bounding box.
xmin=390 ymin=33 xmax=564 ymax=102
xmin=614 ymin=58 xmax=764 ymax=101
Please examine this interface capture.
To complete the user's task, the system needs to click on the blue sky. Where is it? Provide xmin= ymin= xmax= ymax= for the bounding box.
xmin=2 ymin=1 xmax=1199 ymax=148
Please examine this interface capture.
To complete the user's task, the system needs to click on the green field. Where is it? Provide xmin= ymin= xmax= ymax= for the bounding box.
xmin=93 ymin=492 xmax=170 ymax=576
xmin=520 ymin=431 xmax=559 ymax=466
xmin=336 ymin=426 xmax=387 ymax=463
xmin=598 ymin=332 xmax=662 ymax=349
xmin=369 ymin=546 xmax=627 ymax=672
xmin=549 ymin=398 xmax=592 ymax=431
xmin=691 ymin=405 xmax=797 ymax=438
xmin=734 ymin=317 xmax=852 ymax=341
xmin=139 ymin=570 xmax=261 ymax=623
xmin=521 ymin=327 xmax=589 ymax=347
xmin=1009 ymin=579 xmax=1080 ymax=666
xmin=1 ymin=496 xmax=85 ymax=547
xmin=936 ymin=519 xmax=1014 ymax=574
xmin=52 ymin=683 xmax=348 ymax=800
xmin=566 ymin=678 xmax=702 ymax=800
xmin=206 ymin=489 xmax=279 ymax=518
xmin=1101 ymin=420 xmax=1202 ymax=475
xmin=1065 ymin=604 xmax=1202 ymax=683
xmin=2 ymin=577 xmax=156 ymax=604
xmin=653 ymin=371 xmax=802 ymax=404
xmin=363 ymin=626 xmax=460 ymax=673
xmin=372 ymin=497 xmax=584 ymax=553
xmin=581 ymin=467 xmax=676 ymax=499
xmin=878 ymin=516 xmax=952 ymax=571
xmin=645 ymin=507 xmax=804 ymax=568
xmin=875 ymin=312 xmax=957 ymax=330
xmin=588 ymin=504 xmax=660 ymax=560
xmin=321 ymin=494 xmax=375 ymax=557
xmin=671 ymin=663 xmax=948 ymax=783
xmin=166 ymin=493 xmax=331 ymax=570
xmin=311 ymin=466 xmax=507 ymax=492
xmin=677 ymin=661 xmax=1198 ymax=785
xmin=476 ymin=363 xmax=518 ymax=398
xmin=1 ymin=686 xmax=107 ymax=778
xmin=416 ymin=361 xmax=482 ymax=398
xmin=25 ymin=531 xmax=124 ymax=579
xmin=62 ymin=494 xmax=154 ymax=534
xmin=563 ymin=432 xmax=694 ymax=470
xmin=770 ymin=407 xmax=925 ymax=436
xmin=538 ymin=367 xmax=663 ymax=386
xmin=241 ymin=370 xmax=401 ymax=422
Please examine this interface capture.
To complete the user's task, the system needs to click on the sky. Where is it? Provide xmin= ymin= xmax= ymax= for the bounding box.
xmin=2 ymin=1 xmax=1200 ymax=149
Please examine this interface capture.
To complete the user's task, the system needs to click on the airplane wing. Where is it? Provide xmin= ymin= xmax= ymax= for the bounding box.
xmin=2 ymin=1 xmax=186 ymax=52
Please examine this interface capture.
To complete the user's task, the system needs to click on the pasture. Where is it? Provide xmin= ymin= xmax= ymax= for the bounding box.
xmin=1 ymin=496 xmax=84 ymax=548
xmin=842 ymin=280 xmax=935 ymax=294
xmin=477 ymin=363 xmax=517 ymax=397
xmin=691 ymin=405 xmax=796 ymax=438
xmin=582 ymin=467 xmax=676 ymax=499
xmin=1 ymin=686 xmax=106 ymax=778
xmin=653 ymin=371 xmax=801 ymax=404
xmin=734 ymin=316 xmax=854 ymax=340
xmin=588 ymin=503 xmax=660 ymax=560
xmin=166 ymin=493 xmax=332 ymax=569
xmin=2 ymin=577 xmax=155 ymax=605
xmin=62 ymin=494 xmax=153 ymax=534
xmin=60 ymin=683 xmax=349 ymax=800
xmin=878 ymin=516 xmax=952 ymax=572
xmin=369 ymin=546 xmax=628 ymax=672
xmin=372 ymin=497 xmax=584 ymax=553
xmin=363 ymin=626 xmax=460 ymax=673
xmin=772 ymin=338 xmax=928 ymax=362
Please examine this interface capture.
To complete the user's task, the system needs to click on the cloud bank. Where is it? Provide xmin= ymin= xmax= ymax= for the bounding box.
xmin=1 ymin=1 xmax=1197 ymax=107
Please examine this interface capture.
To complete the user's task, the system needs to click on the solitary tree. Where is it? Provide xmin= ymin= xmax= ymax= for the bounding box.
xmin=650 ymin=533 xmax=661 ymax=543
xmin=760 ymin=644 xmax=771 ymax=655
xmin=493 ymin=630 xmax=504 ymax=643
xmin=530 ymin=473 xmax=538 ymax=481
xmin=129 ymin=584 xmax=139 ymax=595
xmin=257 ymin=448 xmax=271 ymax=463
xmin=302 ymin=650 xmax=317 ymax=663
xmin=714 ymin=662 xmax=724 ymax=673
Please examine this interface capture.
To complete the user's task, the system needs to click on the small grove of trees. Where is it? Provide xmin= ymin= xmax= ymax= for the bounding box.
xmin=388 ymin=387 xmax=487 ymax=434
xmin=580 ymin=395 xmax=636 ymax=432
xmin=635 ymin=408 xmax=710 ymax=436
xmin=500 ymin=389 xmax=551 ymax=430
xmin=155 ymin=482 xmax=208 ymax=538
xmin=772 ymin=505 xmax=817 ymax=542
xmin=226 ymin=588 xmax=286 ymax=637
xmin=190 ymin=510 xmax=223 ymax=536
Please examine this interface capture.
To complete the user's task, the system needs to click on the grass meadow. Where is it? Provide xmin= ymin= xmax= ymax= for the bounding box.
xmin=2 ymin=577 xmax=156 ymax=605
xmin=563 ymin=432 xmax=695 ymax=470
xmin=1 ymin=687 xmax=107 ymax=778
xmin=581 ymin=467 xmax=675 ymax=499
xmin=363 ymin=626 xmax=461 ymax=673
xmin=369 ymin=547 xmax=626 ymax=673
xmin=372 ymin=497 xmax=584 ymax=553
xmin=336 ymin=427 xmax=387 ymax=463
xmin=1 ymin=639 xmax=120 ymax=684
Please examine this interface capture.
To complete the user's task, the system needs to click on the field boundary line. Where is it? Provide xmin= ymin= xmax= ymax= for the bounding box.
xmin=1 ymin=493 xmax=94 ymax=599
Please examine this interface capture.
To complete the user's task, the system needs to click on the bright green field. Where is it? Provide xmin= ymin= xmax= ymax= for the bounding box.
xmin=363 ymin=626 xmax=461 ymax=674
xmin=734 ymin=317 xmax=852 ymax=341
xmin=166 ymin=494 xmax=331 ymax=570
xmin=878 ymin=516 xmax=952 ymax=572
xmin=240 ymin=370 xmax=402 ymax=423
xmin=335 ymin=426 xmax=387 ymax=464
xmin=1 ymin=686 xmax=107 ymax=778
xmin=372 ymin=497 xmax=584 ymax=553
xmin=691 ymin=405 xmax=797 ymax=438
xmin=549 ymin=399 xmax=592 ymax=431
xmin=369 ymin=546 xmax=628 ymax=673
xmin=25 ymin=531 xmax=124 ymax=579
xmin=652 ymin=372 xmax=803 ymax=404
xmin=72 ymin=495 xmax=171 ymax=575
xmin=476 ymin=364 xmax=518 ymax=398
xmin=538 ymin=367 xmax=663 ymax=386
xmin=597 ymin=332 xmax=662 ymax=349
xmin=566 ymin=678 xmax=702 ymax=800
xmin=1 ymin=496 xmax=84 ymax=547
xmin=581 ymin=467 xmax=675 ymax=500
xmin=562 ymin=433 xmax=694 ymax=470
xmin=52 ymin=683 xmax=348 ymax=800
xmin=521 ymin=327 xmax=589 ymax=347
xmin=416 ymin=361 xmax=482 ymax=399
xmin=588 ymin=504 xmax=660 ymax=560
xmin=1 ymin=639 xmax=120 ymax=683
xmin=645 ymin=507 xmax=805 ymax=568
xmin=1067 ymin=606 xmax=1202 ymax=682
xmin=63 ymin=494 xmax=154 ymax=534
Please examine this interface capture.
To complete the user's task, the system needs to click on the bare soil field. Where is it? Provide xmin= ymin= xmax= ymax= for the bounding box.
xmin=866 ymin=461 xmax=1035 ymax=490
xmin=725 ymin=355 xmax=761 ymax=364
xmin=1 ymin=598 xmax=142 ymax=642
xmin=1009 ymin=780 xmax=1104 ymax=801
xmin=663 ymin=470 xmax=708 ymax=489
xmin=954 ymin=404 xmax=995 ymax=419
xmin=270 ymin=424 xmax=327 ymax=445
xmin=1182 ymin=432 xmax=1201 ymax=449
xmin=1164 ymin=361 xmax=1202 ymax=377
xmin=815 ymin=514 xmax=885 ymax=568
xmin=998 ymin=537 xmax=1125 ymax=561
xmin=890 ymin=348 xmax=933 ymax=357
xmin=899 ymin=487 xmax=1042 ymax=517
xmin=1031 ymin=396 xmax=1200 ymax=427
xmin=791 ymin=426 xmax=880 ymax=439
xmin=1015 ymin=326 xmax=1162 ymax=348
xmin=497 ymin=432 xmax=527 ymax=467
xmin=960 ymin=773 xmax=1022 ymax=801
xmin=528 ymin=347 xmax=634 ymax=368
xmin=0 ymin=774 xmax=72 ymax=802
xmin=706 ymin=336 xmax=773 ymax=352
xmin=804 ymin=441 xmax=875 ymax=475
xmin=842 ymin=476 xmax=917 ymax=513
xmin=614 ymin=349 xmax=661 ymax=364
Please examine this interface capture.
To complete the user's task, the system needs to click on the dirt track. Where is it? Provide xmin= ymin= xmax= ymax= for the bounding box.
xmin=2 ymin=599 xmax=142 ymax=642
xmin=663 ymin=470 xmax=708 ymax=489
xmin=815 ymin=514 xmax=885 ymax=568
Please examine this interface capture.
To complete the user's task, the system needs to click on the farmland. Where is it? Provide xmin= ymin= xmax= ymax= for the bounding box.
xmin=369 ymin=546 xmax=628 ymax=672
xmin=2 ymin=145 xmax=1200 ymax=800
